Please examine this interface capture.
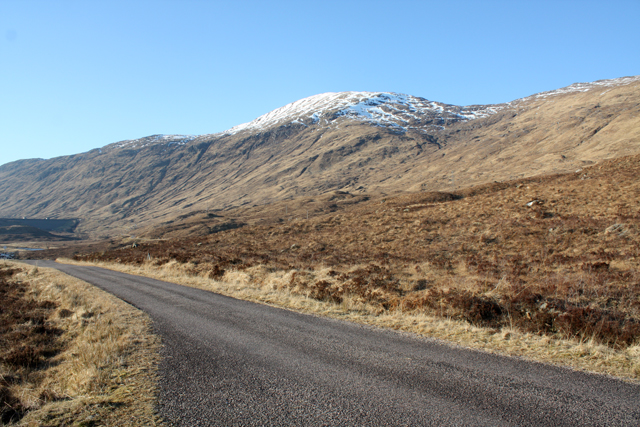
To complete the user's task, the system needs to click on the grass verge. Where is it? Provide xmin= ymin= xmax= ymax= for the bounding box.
xmin=0 ymin=260 xmax=162 ymax=426
xmin=59 ymin=258 xmax=640 ymax=383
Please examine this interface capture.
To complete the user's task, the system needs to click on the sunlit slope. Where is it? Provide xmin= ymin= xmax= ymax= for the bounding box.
xmin=0 ymin=77 xmax=638 ymax=238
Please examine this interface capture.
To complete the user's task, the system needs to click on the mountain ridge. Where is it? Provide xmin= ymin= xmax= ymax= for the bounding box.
xmin=1 ymin=75 xmax=639 ymax=238
xmin=3 ymin=75 xmax=637 ymax=166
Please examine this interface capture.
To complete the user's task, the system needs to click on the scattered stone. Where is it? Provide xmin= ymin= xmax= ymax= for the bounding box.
xmin=605 ymin=223 xmax=628 ymax=236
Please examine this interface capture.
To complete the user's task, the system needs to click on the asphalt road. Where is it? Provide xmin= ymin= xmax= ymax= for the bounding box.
xmin=25 ymin=261 xmax=640 ymax=426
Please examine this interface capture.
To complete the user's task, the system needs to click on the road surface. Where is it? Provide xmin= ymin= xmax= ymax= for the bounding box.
xmin=24 ymin=261 xmax=640 ymax=426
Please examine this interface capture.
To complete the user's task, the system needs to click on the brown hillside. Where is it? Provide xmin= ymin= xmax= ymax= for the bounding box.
xmin=0 ymin=77 xmax=638 ymax=238
xmin=76 ymin=154 xmax=640 ymax=349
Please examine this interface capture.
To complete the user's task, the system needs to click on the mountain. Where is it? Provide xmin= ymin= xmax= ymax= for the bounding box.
xmin=0 ymin=76 xmax=639 ymax=239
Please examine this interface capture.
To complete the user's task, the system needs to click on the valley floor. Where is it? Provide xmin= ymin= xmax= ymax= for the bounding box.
xmin=42 ymin=260 xmax=640 ymax=426
xmin=71 ymin=155 xmax=640 ymax=381
xmin=61 ymin=258 xmax=640 ymax=382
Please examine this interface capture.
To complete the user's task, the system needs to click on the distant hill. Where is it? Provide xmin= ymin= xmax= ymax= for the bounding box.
xmin=0 ymin=226 xmax=73 ymax=243
xmin=0 ymin=219 xmax=79 ymax=243
xmin=0 ymin=218 xmax=78 ymax=233
xmin=0 ymin=76 xmax=639 ymax=238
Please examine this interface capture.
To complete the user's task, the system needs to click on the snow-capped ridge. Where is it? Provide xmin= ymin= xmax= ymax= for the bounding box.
xmin=224 ymin=92 xmax=504 ymax=136
xmin=108 ymin=134 xmax=198 ymax=150
xmin=100 ymin=76 xmax=640 ymax=150
xmin=522 ymin=76 xmax=640 ymax=101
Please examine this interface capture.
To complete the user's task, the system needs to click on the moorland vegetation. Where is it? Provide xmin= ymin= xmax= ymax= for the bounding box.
xmin=0 ymin=262 xmax=161 ymax=426
xmin=74 ymin=154 xmax=640 ymax=378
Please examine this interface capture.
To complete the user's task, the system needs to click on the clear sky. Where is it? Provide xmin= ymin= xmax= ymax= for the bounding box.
xmin=1 ymin=0 xmax=639 ymax=166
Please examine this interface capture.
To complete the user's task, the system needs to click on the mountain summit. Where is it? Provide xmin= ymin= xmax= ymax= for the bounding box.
xmin=224 ymin=92 xmax=502 ymax=136
xmin=1 ymin=76 xmax=639 ymax=238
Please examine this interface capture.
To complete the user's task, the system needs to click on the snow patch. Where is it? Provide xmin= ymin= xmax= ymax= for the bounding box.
xmin=525 ymin=76 xmax=640 ymax=101
xmin=112 ymin=134 xmax=197 ymax=150
xmin=224 ymin=92 xmax=503 ymax=135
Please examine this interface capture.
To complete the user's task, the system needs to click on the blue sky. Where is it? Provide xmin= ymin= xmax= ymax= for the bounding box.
xmin=1 ymin=0 xmax=639 ymax=166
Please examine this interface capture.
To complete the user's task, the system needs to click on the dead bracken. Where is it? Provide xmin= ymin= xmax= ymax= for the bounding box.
xmin=75 ymin=154 xmax=640 ymax=352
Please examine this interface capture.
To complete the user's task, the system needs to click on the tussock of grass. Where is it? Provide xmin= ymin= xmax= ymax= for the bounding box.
xmin=61 ymin=258 xmax=640 ymax=382
xmin=0 ymin=261 xmax=162 ymax=426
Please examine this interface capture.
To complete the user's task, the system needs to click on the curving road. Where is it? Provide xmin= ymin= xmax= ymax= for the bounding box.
xmin=25 ymin=261 xmax=640 ymax=426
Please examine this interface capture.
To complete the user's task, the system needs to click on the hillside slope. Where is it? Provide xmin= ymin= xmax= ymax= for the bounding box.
xmin=75 ymin=153 xmax=640 ymax=355
xmin=0 ymin=76 xmax=639 ymax=238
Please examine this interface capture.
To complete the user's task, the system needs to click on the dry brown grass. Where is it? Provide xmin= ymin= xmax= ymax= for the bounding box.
xmin=71 ymin=154 xmax=640 ymax=381
xmin=0 ymin=261 xmax=162 ymax=426
xmin=60 ymin=257 xmax=640 ymax=382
